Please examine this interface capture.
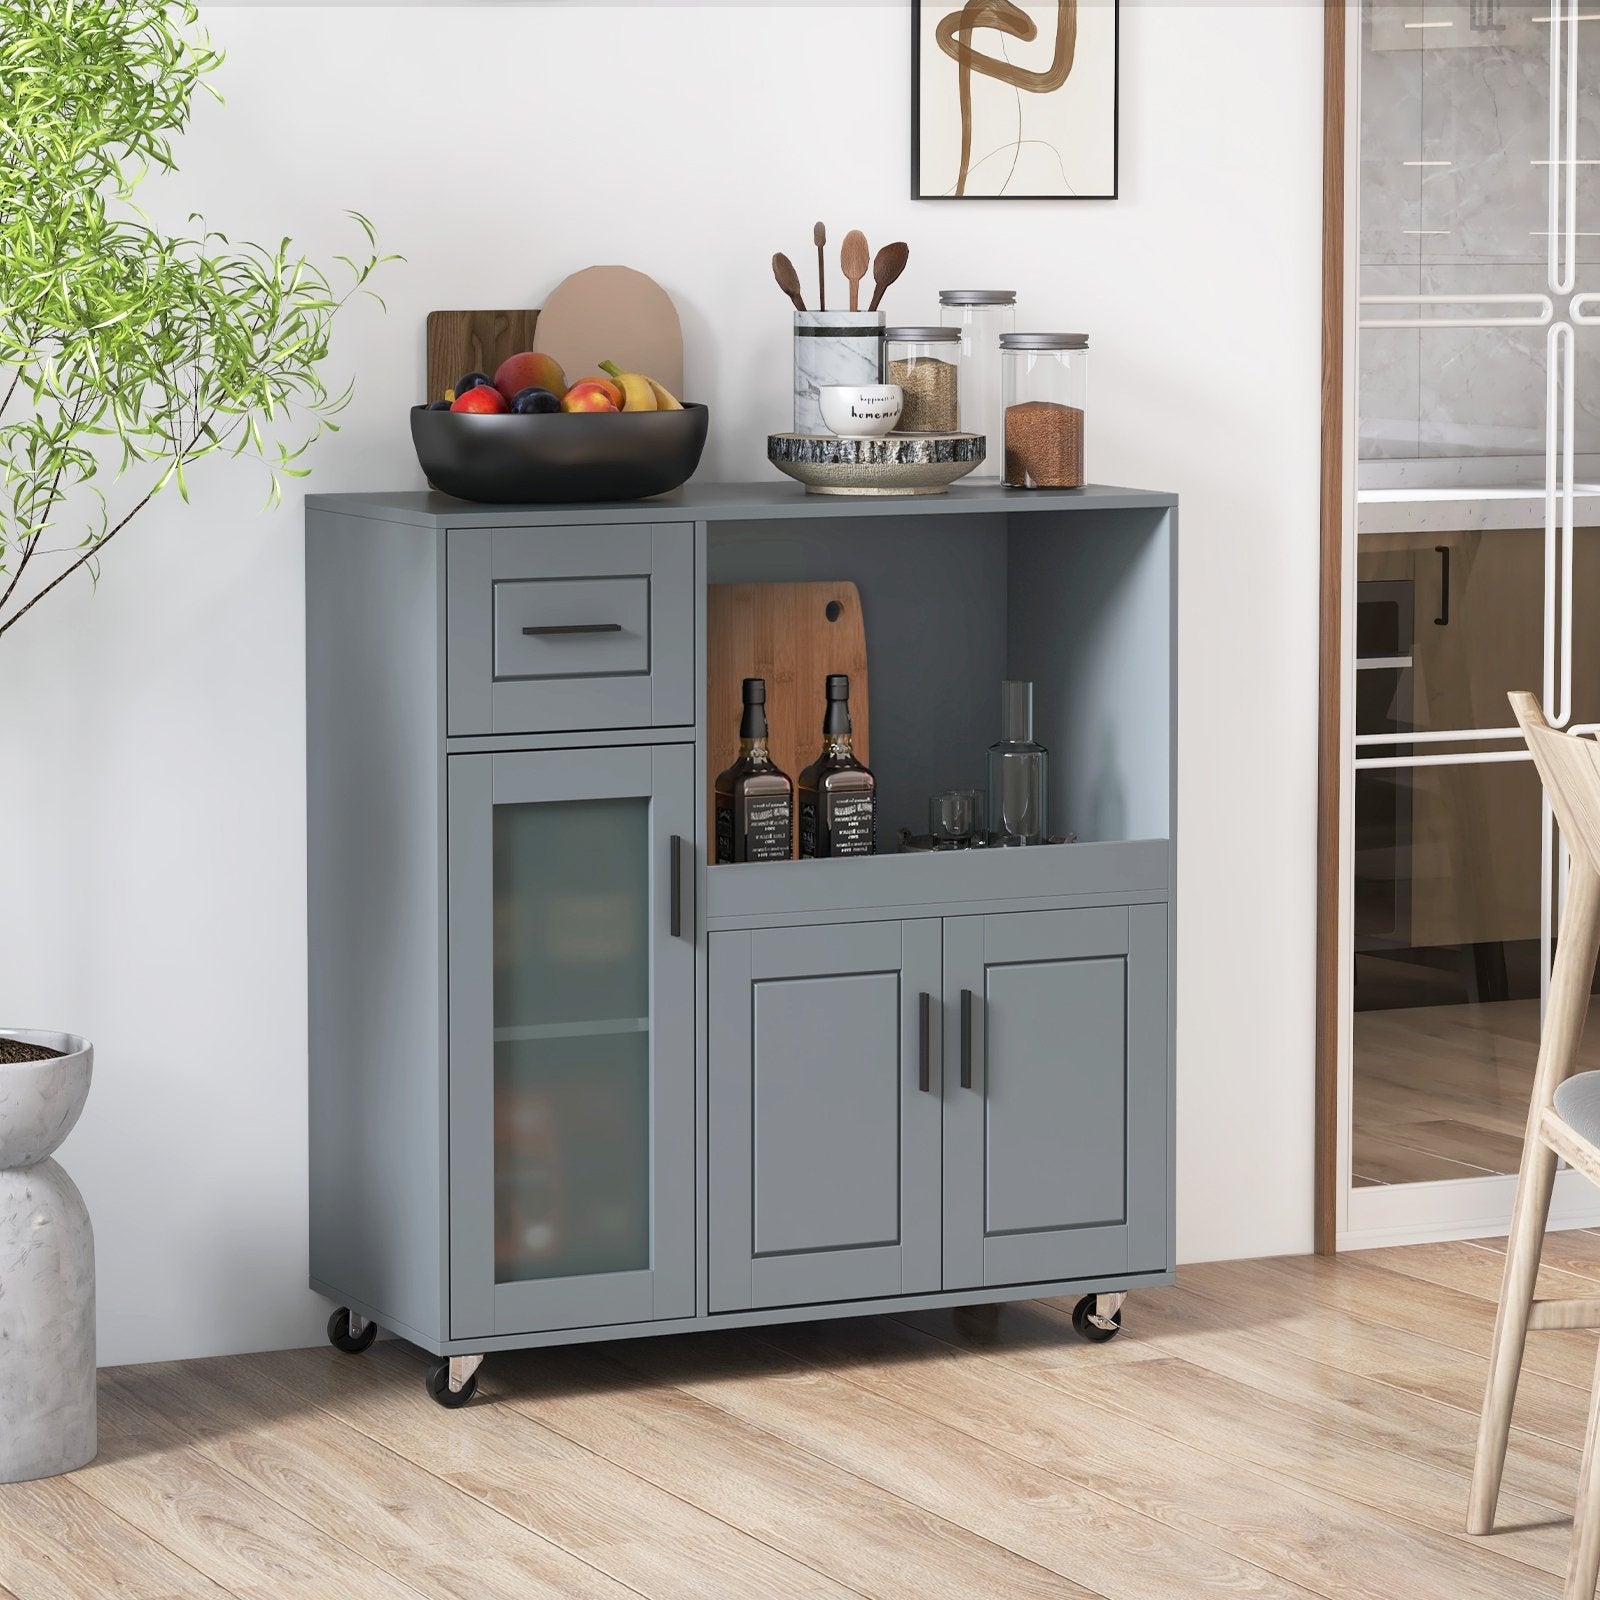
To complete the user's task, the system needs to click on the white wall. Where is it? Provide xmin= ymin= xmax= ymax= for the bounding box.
xmin=0 ymin=2 xmax=1324 ymax=1367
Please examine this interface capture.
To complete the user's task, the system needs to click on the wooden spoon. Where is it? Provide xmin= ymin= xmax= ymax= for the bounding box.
xmin=814 ymin=221 xmax=827 ymax=313
xmin=867 ymin=241 xmax=909 ymax=313
xmin=772 ymin=252 xmax=806 ymax=312
xmin=840 ymin=230 xmax=869 ymax=313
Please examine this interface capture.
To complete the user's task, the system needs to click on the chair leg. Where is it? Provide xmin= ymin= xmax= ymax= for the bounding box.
xmin=1468 ymin=863 xmax=1600 ymax=1536
xmin=1467 ymin=1133 xmax=1558 ymax=1534
xmin=1567 ymin=1339 xmax=1600 ymax=1599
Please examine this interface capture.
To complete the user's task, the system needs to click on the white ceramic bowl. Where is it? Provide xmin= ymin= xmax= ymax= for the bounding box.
xmin=818 ymin=385 xmax=903 ymax=438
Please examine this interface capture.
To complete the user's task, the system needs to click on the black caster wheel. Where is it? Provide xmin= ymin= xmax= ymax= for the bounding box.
xmin=426 ymin=1358 xmax=478 ymax=1409
xmin=1072 ymin=1294 xmax=1122 ymax=1343
xmin=327 ymin=1307 xmax=377 ymax=1355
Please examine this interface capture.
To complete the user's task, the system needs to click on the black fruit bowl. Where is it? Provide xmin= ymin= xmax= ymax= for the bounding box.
xmin=411 ymin=402 xmax=709 ymax=504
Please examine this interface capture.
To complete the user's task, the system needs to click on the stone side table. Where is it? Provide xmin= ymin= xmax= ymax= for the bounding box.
xmin=0 ymin=1030 xmax=95 ymax=1482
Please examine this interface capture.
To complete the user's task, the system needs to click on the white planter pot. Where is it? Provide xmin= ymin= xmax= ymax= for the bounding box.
xmin=0 ymin=1029 xmax=95 ymax=1483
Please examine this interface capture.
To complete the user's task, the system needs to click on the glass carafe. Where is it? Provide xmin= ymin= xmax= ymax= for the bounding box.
xmin=987 ymin=680 xmax=1049 ymax=845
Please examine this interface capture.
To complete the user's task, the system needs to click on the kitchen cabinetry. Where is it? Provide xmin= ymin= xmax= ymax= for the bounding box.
xmin=1357 ymin=526 xmax=1544 ymax=950
xmin=305 ymin=483 xmax=1176 ymax=1405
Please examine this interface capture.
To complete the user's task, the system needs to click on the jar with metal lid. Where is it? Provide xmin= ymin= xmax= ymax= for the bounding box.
xmin=939 ymin=290 xmax=1016 ymax=476
xmin=884 ymin=326 xmax=961 ymax=433
xmin=1000 ymin=333 xmax=1088 ymax=489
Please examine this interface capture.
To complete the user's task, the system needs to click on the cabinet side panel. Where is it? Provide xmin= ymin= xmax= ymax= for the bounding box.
xmin=1007 ymin=508 xmax=1172 ymax=843
xmin=307 ymin=508 xmax=445 ymax=1343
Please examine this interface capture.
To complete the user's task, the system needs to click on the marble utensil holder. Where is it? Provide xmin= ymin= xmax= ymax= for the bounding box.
xmin=794 ymin=311 xmax=885 ymax=435
xmin=0 ymin=1031 xmax=95 ymax=1484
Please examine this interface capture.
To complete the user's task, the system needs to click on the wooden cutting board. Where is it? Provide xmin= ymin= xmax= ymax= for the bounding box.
xmin=707 ymin=582 xmax=869 ymax=861
xmin=535 ymin=266 xmax=684 ymax=397
xmin=426 ymin=309 xmax=540 ymax=402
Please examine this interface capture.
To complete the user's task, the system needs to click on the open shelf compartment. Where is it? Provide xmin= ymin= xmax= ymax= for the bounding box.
xmin=704 ymin=501 xmax=1174 ymax=893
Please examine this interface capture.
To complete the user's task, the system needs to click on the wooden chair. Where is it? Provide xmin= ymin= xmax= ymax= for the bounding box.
xmin=1470 ymin=691 xmax=1600 ymax=1596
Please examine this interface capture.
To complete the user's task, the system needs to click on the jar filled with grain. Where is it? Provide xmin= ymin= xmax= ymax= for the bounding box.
xmin=999 ymin=333 xmax=1088 ymax=489
xmin=884 ymin=326 xmax=961 ymax=434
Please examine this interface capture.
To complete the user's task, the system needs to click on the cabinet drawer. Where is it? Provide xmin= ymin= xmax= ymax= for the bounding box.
xmin=447 ymin=521 xmax=693 ymax=735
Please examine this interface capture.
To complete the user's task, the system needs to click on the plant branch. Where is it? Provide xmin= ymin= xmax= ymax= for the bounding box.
xmin=0 ymin=481 xmax=158 ymax=636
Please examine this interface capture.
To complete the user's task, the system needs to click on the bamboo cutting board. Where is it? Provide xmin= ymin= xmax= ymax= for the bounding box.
xmin=707 ymin=582 xmax=869 ymax=862
xmin=425 ymin=309 xmax=540 ymax=402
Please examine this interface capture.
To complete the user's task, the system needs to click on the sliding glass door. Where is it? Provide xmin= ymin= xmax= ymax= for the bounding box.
xmin=1343 ymin=0 xmax=1600 ymax=1242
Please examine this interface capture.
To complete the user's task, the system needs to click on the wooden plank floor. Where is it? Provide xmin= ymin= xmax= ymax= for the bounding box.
xmin=1352 ymin=997 xmax=1600 ymax=1186
xmin=7 ymin=1236 xmax=1600 ymax=1598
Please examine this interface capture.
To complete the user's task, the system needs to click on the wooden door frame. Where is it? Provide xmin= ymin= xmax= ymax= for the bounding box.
xmin=1316 ymin=0 xmax=1347 ymax=1255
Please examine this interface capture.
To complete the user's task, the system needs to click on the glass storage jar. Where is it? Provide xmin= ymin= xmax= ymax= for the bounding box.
xmin=1000 ymin=333 xmax=1088 ymax=489
xmin=939 ymin=290 xmax=1016 ymax=477
xmin=884 ymin=326 xmax=961 ymax=433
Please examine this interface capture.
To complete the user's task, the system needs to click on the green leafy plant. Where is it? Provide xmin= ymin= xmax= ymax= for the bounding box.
xmin=0 ymin=0 xmax=393 ymax=637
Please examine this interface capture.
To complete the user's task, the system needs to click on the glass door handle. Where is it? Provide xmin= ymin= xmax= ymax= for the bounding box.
xmin=669 ymin=835 xmax=685 ymax=939
xmin=918 ymin=993 xmax=932 ymax=1092
xmin=1433 ymin=546 xmax=1450 ymax=627
xmin=960 ymin=989 xmax=975 ymax=1089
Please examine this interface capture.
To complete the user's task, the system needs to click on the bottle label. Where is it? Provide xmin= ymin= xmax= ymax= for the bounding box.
xmin=746 ymin=796 xmax=792 ymax=862
xmin=799 ymin=799 xmax=819 ymax=859
xmin=715 ymin=798 xmax=735 ymax=864
xmin=826 ymin=794 xmax=876 ymax=857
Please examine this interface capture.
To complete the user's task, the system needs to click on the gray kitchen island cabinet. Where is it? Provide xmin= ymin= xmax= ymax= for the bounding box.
xmin=305 ymin=482 xmax=1177 ymax=1406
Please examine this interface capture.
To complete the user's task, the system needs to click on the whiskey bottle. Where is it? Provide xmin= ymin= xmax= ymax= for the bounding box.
xmin=714 ymin=678 xmax=794 ymax=863
xmin=798 ymin=674 xmax=876 ymax=858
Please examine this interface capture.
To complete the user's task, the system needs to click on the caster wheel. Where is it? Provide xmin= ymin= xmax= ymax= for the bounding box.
xmin=427 ymin=1358 xmax=478 ymax=1409
xmin=1072 ymin=1294 xmax=1122 ymax=1343
xmin=327 ymin=1308 xmax=377 ymax=1355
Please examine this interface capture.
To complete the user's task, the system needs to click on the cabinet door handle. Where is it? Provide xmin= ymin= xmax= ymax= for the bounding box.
xmin=1433 ymin=545 xmax=1450 ymax=627
xmin=669 ymin=835 xmax=684 ymax=939
xmin=960 ymin=988 xmax=974 ymax=1089
xmin=521 ymin=622 xmax=623 ymax=636
xmin=918 ymin=992 xmax=932 ymax=1092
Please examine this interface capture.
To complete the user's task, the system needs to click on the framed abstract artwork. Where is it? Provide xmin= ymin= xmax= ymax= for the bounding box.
xmin=913 ymin=0 xmax=1119 ymax=200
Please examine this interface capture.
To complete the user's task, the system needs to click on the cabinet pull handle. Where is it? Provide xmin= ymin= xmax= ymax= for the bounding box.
xmin=521 ymin=622 xmax=623 ymax=636
xmin=1433 ymin=545 xmax=1450 ymax=627
xmin=960 ymin=988 xmax=974 ymax=1089
xmin=669 ymin=835 xmax=684 ymax=939
xmin=918 ymin=992 xmax=932 ymax=1092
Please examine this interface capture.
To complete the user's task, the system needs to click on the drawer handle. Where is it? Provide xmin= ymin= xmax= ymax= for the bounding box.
xmin=960 ymin=988 xmax=975 ymax=1089
xmin=522 ymin=622 xmax=624 ymax=636
xmin=918 ymin=992 xmax=932 ymax=1093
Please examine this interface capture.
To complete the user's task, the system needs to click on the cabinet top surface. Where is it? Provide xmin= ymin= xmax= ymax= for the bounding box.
xmin=306 ymin=480 xmax=1178 ymax=528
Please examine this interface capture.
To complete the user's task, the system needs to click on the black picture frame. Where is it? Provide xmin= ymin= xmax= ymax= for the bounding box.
xmin=911 ymin=0 xmax=1120 ymax=201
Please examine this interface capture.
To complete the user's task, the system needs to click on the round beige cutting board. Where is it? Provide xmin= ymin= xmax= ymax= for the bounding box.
xmin=535 ymin=265 xmax=684 ymax=397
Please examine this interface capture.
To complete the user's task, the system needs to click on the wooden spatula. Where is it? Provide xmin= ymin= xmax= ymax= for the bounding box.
xmin=867 ymin=241 xmax=909 ymax=313
xmin=772 ymin=252 xmax=806 ymax=312
xmin=841 ymin=230 xmax=869 ymax=313
xmin=814 ymin=221 xmax=827 ymax=313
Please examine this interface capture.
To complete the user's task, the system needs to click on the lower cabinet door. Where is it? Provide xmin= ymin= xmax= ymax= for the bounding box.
xmin=942 ymin=904 xmax=1170 ymax=1290
xmin=708 ymin=919 xmax=943 ymax=1312
xmin=447 ymin=744 xmax=696 ymax=1338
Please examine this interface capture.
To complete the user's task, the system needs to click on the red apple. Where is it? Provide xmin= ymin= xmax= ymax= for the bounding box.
xmin=494 ymin=351 xmax=568 ymax=403
xmin=451 ymin=385 xmax=508 ymax=415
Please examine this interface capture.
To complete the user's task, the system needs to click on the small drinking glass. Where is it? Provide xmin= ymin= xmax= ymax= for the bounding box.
xmin=929 ymin=790 xmax=985 ymax=848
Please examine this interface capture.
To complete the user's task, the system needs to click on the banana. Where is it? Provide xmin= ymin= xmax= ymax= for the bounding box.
xmin=598 ymin=360 xmax=657 ymax=412
xmin=645 ymin=377 xmax=683 ymax=412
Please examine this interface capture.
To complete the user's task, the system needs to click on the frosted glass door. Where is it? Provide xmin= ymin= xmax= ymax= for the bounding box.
xmin=448 ymin=744 xmax=694 ymax=1338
